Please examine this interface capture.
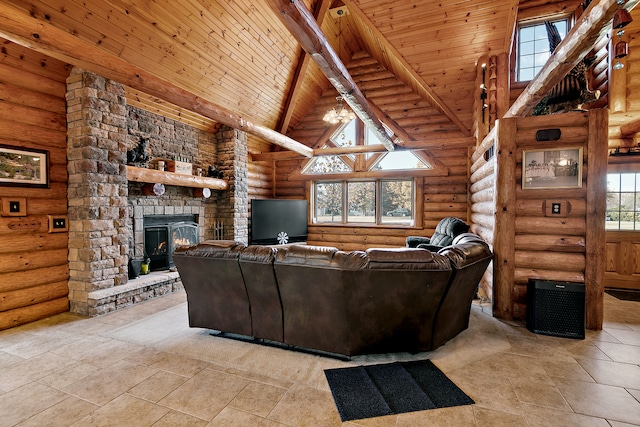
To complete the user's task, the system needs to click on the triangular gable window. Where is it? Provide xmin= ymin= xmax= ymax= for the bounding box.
xmin=301 ymin=146 xmax=352 ymax=174
xmin=302 ymin=120 xmax=356 ymax=175
xmin=365 ymin=124 xmax=432 ymax=171
xmin=370 ymin=150 xmax=432 ymax=171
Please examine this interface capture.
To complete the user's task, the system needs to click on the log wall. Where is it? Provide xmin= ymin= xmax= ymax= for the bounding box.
xmin=0 ymin=40 xmax=71 ymax=330
xmin=469 ymin=126 xmax=499 ymax=301
xmin=471 ymin=110 xmax=608 ymax=329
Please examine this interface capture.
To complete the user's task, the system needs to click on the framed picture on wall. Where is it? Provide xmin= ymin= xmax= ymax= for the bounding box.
xmin=522 ymin=147 xmax=583 ymax=190
xmin=0 ymin=145 xmax=49 ymax=188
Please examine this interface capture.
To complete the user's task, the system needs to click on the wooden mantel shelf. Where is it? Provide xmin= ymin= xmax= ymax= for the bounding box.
xmin=126 ymin=165 xmax=228 ymax=190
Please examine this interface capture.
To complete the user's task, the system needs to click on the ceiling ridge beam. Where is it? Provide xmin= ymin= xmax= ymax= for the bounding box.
xmin=268 ymin=0 xmax=395 ymax=151
xmin=0 ymin=3 xmax=313 ymax=157
xmin=343 ymin=0 xmax=471 ymax=138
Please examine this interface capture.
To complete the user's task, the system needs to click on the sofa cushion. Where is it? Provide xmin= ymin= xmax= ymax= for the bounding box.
xmin=239 ymin=244 xmax=277 ymax=263
xmin=274 ymin=244 xmax=338 ymax=267
xmin=366 ymin=247 xmax=452 ymax=270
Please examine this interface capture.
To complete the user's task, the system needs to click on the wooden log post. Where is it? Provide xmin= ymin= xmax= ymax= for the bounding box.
xmin=493 ymin=117 xmax=518 ymax=320
xmin=585 ymin=108 xmax=608 ymax=330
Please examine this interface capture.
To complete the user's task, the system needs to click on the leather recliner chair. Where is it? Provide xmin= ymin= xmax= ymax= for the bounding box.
xmin=406 ymin=217 xmax=470 ymax=251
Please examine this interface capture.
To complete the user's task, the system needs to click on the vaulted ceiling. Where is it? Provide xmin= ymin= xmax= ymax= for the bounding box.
xmin=0 ymin=0 xmax=549 ymax=152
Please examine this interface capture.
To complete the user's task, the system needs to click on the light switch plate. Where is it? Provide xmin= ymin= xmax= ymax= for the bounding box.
xmin=48 ymin=215 xmax=69 ymax=233
xmin=1 ymin=197 xmax=27 ymax=216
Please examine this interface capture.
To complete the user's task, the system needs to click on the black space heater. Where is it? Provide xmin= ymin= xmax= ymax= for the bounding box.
xmin=526 ymin=279 xmax=585 ymax=339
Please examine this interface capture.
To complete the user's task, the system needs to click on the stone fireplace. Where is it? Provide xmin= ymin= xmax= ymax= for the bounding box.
xmin=66 ymin=68 xmax=248 ymax=316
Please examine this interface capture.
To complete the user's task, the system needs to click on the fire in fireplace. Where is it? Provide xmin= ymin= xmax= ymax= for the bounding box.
xmin=144 ymin=215 xmax=199 ymax=271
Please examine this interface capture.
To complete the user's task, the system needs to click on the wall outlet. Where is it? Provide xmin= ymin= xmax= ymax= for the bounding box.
xmin=48 ymin=215 xmax=69 ymax=233
xmin=544 ymin=200 xmax=570 ymax=217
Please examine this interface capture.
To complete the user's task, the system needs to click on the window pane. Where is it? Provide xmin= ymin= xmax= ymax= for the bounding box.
xmin=331 ymin=120 xmax=357 ymax=148
xmin=302 ymin=150 xmax=352 ymax=174
xmin=315 ymin=182 xmax=343 ymax=223
xmin=608 ymin=173 xmax=620 ymax=192
xmin=520 ymin=40 xmax=534 ymax=56
xmin=534 ymin=51 xmax=549 ymax=67
xmin=371 ymin=151 xmax=431 ymax=171
xmin=347 ymin=181 xmax=375 ymax=223
xmin=621 ymin=193 xmax=635 ymax=212
xmin=520 ymin=26 xmax=535 ymax=41
xmin=519 ymin=68 xmax=534 ymax=81
xmin=534 ymin=39 xmax=550 ymax=55
xmin=621 ymin=173 xmax=636 ymax=192
xmin=619 ymin=210 xmax=635 ymax=230
xmin=606 ymin=192 xmax=620 ymax=211
xmin=381 ymin=180 xmax=413 ymax=224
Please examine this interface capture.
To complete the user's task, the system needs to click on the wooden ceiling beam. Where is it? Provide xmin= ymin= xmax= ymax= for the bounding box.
xmin=268 ymin=0 xmax=395 ymax=151
xmin=0 ymin=2 xmax=314 ymax=158
xmin=506 ymin=0 xmax=640 ymax=117
xmin=251 ymin=136 xmax=474 ymax=161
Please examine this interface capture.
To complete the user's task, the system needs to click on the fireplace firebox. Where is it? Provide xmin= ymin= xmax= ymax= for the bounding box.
xmin=144 ymin=215 xmax=199 ymax=271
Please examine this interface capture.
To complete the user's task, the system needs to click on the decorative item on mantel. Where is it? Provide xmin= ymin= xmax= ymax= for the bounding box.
xmin=126 ymin=137 xmax=150 ymax=166
xmin=142 ymin=183 xmax=166 ymax=196
xmin=194 ymin=188 xmax=212 ymax=198
xmin=167 ymin=156 xmax=192 ymax=175
xmin=207 ymin=165 xmax=224 ymax=179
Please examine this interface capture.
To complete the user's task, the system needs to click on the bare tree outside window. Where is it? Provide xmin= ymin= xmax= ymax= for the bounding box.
xmin=348 ymin=181 xmax=375 ymax=223
xmin=315 ymin=182 xmax=343 ymax=222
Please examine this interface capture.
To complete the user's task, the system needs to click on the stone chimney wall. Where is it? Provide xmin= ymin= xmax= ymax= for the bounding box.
xmin=66 ymin=68 xmax=130 ymax=316
xmin=215 ymin=126 xmax=248 ymax=244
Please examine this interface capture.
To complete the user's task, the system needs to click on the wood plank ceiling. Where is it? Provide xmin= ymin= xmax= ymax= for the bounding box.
xmin=0 ymin=0 xmax=517 ymax=151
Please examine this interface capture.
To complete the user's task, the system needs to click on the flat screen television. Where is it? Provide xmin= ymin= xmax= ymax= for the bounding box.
xmin=250 ymin=199 xmax=308 ymax=245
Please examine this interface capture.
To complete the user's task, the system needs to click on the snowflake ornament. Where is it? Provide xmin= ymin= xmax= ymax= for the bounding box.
xmin=277 ymin=231 xmax=289 ymax=245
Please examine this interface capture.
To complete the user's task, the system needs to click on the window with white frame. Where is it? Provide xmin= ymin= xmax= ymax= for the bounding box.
xmin=517 ymin=18 xmax=569 ymax=82
xmin=606 ymin=173 xmax=640 ymax=230
xmin=313 ymin=179 xmax=415 ymax=225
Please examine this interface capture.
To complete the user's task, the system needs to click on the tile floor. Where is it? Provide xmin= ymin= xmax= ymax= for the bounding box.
xmin=0 ymin=291 xmax=639 ymax=426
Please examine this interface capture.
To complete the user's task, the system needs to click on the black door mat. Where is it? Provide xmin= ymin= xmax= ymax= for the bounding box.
xmin=324 ymin=359 xmax=473 ymax=422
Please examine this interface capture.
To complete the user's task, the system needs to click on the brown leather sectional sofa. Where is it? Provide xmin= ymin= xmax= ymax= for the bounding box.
xmin=172 ymin=233 xmax=492 ymax=357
